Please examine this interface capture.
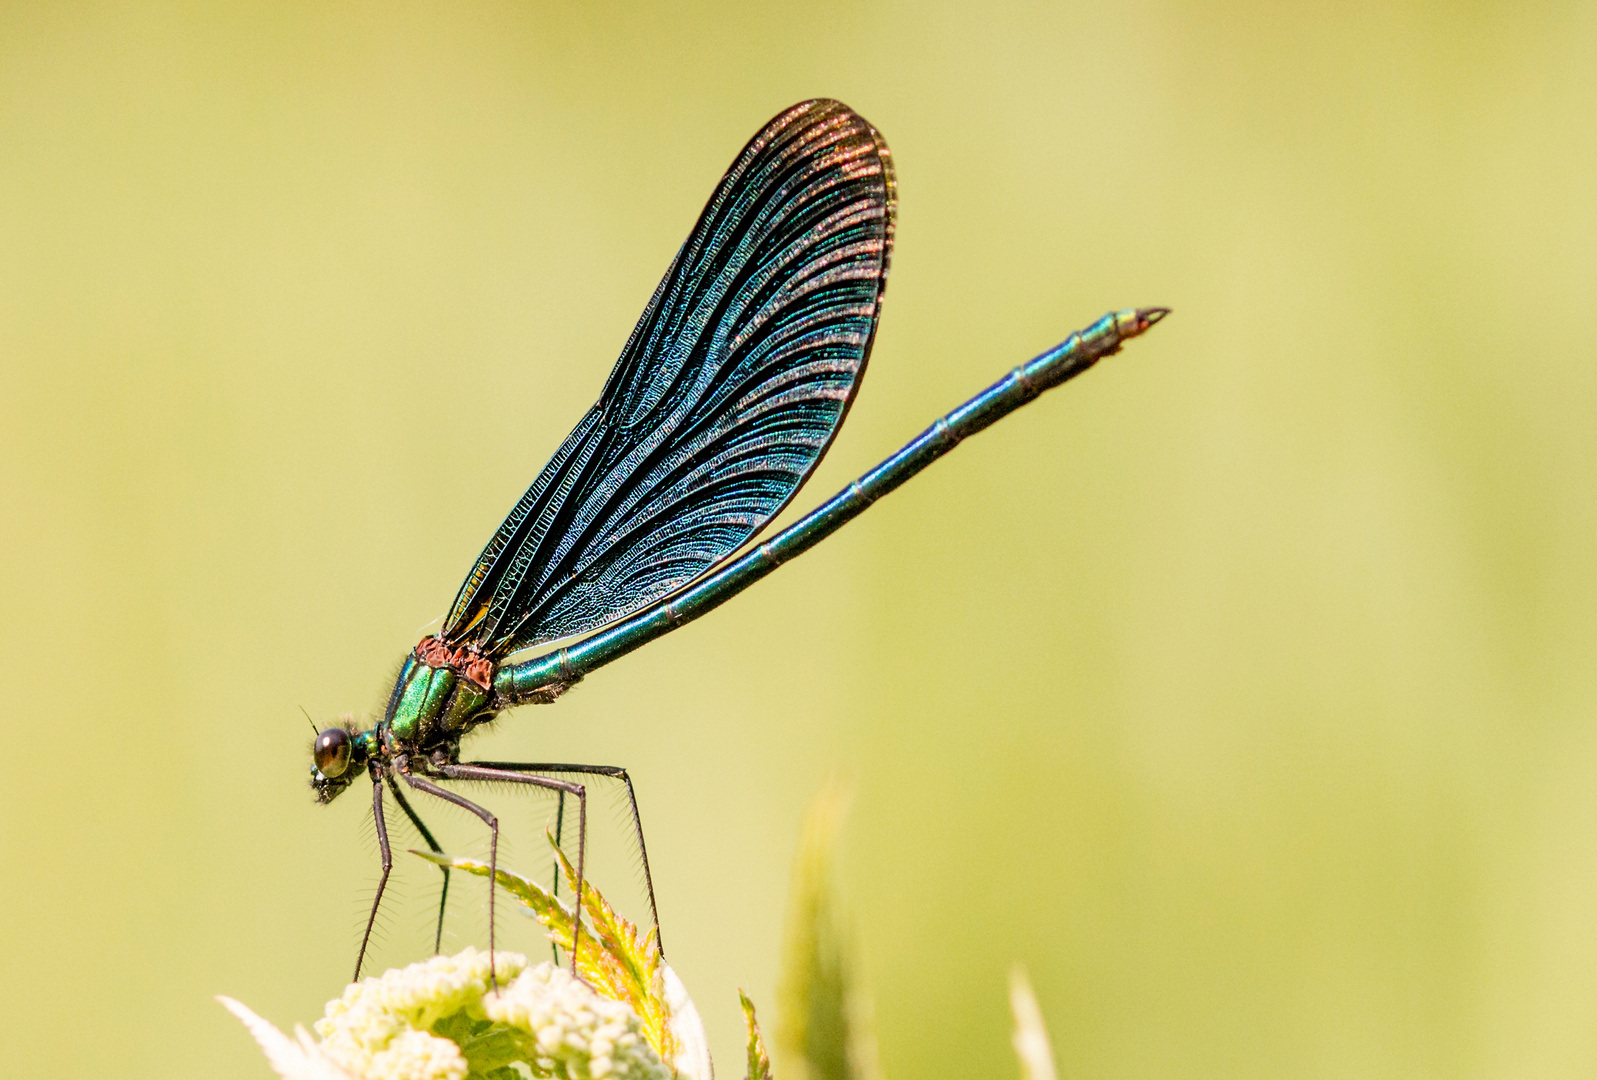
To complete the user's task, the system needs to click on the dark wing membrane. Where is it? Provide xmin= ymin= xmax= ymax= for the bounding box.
xmin=443 ymin=99 xmax=895 ymax=656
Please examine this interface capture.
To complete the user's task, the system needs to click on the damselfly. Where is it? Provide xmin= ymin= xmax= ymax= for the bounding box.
xmin=308 ymin=99 xmax=1167 ymax=980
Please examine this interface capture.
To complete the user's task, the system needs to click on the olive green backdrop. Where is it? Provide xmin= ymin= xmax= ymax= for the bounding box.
xmin=3 ymin=2 xmax=1594 ymax=1077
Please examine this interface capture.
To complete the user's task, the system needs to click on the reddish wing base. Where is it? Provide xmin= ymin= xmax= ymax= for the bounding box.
xmin=415 ymin=635 xmax=496 ymax=692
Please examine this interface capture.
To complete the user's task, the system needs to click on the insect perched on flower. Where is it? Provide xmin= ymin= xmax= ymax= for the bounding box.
xmin=304 ymin=98 xmax=1166 ymax=984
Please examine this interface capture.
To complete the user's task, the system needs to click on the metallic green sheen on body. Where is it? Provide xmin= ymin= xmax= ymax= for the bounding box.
xmin=387 ymin=654 xmax=495 ymax=745
xmin=440 ymin=678 xmax=491 ymax=734
xmin=353 ymin=729 xmax=380 ymax=760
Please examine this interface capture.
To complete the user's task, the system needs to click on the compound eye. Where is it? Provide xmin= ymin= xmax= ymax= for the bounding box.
xmin=313 ymin=727 xmax=353 ymax=778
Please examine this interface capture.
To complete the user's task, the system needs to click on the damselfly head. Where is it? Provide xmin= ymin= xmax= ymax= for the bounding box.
xmin=310 ymin=717 xmax=369 ymax=803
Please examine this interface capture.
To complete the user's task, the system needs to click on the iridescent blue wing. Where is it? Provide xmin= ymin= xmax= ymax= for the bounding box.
xmin=444 ymin=99 xmax=895 ymax=656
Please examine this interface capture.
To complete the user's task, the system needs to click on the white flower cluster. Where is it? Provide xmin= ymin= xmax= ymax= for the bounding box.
xmin=486 ymin=963 xmax=673 ymax=1080
xmin=223 ymin=948 xmax=677 ymax=1080
xmin=314 ymin=947 xmax=527 ymax=1080
xmin=345 ymin=1028 xmax=467 ymax=1080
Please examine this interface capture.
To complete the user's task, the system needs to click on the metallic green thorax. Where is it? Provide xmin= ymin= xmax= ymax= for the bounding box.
xmin=384 ymin=648 xmax=496 ymax=749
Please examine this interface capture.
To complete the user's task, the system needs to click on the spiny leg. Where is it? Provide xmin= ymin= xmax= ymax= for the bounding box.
xmin=472 ymin=760 xmax=663 ymax=958
xmin=436 ymin=763 xmax=588 ymax=979
xmin=395 ymin=772 xmax=503 ymax=986
xmin=437 ymin=763 xmax=587 ymax=971
xmin=354 ymin=774 xmax=393 ymax=982
xmin=386 ymin=775 xmax=449 ymax=955
xmin=401 ymin=767 xmax=586 ymax=982
xmin=553 ymin=790 xmax=566 ymax=899
xmin=551 ymin=790 xmax=566 ymax=964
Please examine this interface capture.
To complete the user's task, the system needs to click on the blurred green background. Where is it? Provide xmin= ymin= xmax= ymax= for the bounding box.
xmin=3 ymin=2 xmax=1595 ymax=1077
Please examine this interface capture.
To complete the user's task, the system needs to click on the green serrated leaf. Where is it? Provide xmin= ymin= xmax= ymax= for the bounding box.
xmin=740 ymin=990 xmax=773 ymax=1080
xmin=410 ymin=849 xmax=584 ymax=954
xmin=548 ymin=836 xmax=679 ymax=1066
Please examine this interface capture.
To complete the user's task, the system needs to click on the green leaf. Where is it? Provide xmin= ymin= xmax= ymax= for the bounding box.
xmin=410 ymin=848 xmax=583 ymax=954
xmin=775 ymin=783 xmax=876 ymax=1080
xmin=740 ymin=990 xmax=773 ymax=1080
xmin=547 ymin=836 xmax=679 ymax=1067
